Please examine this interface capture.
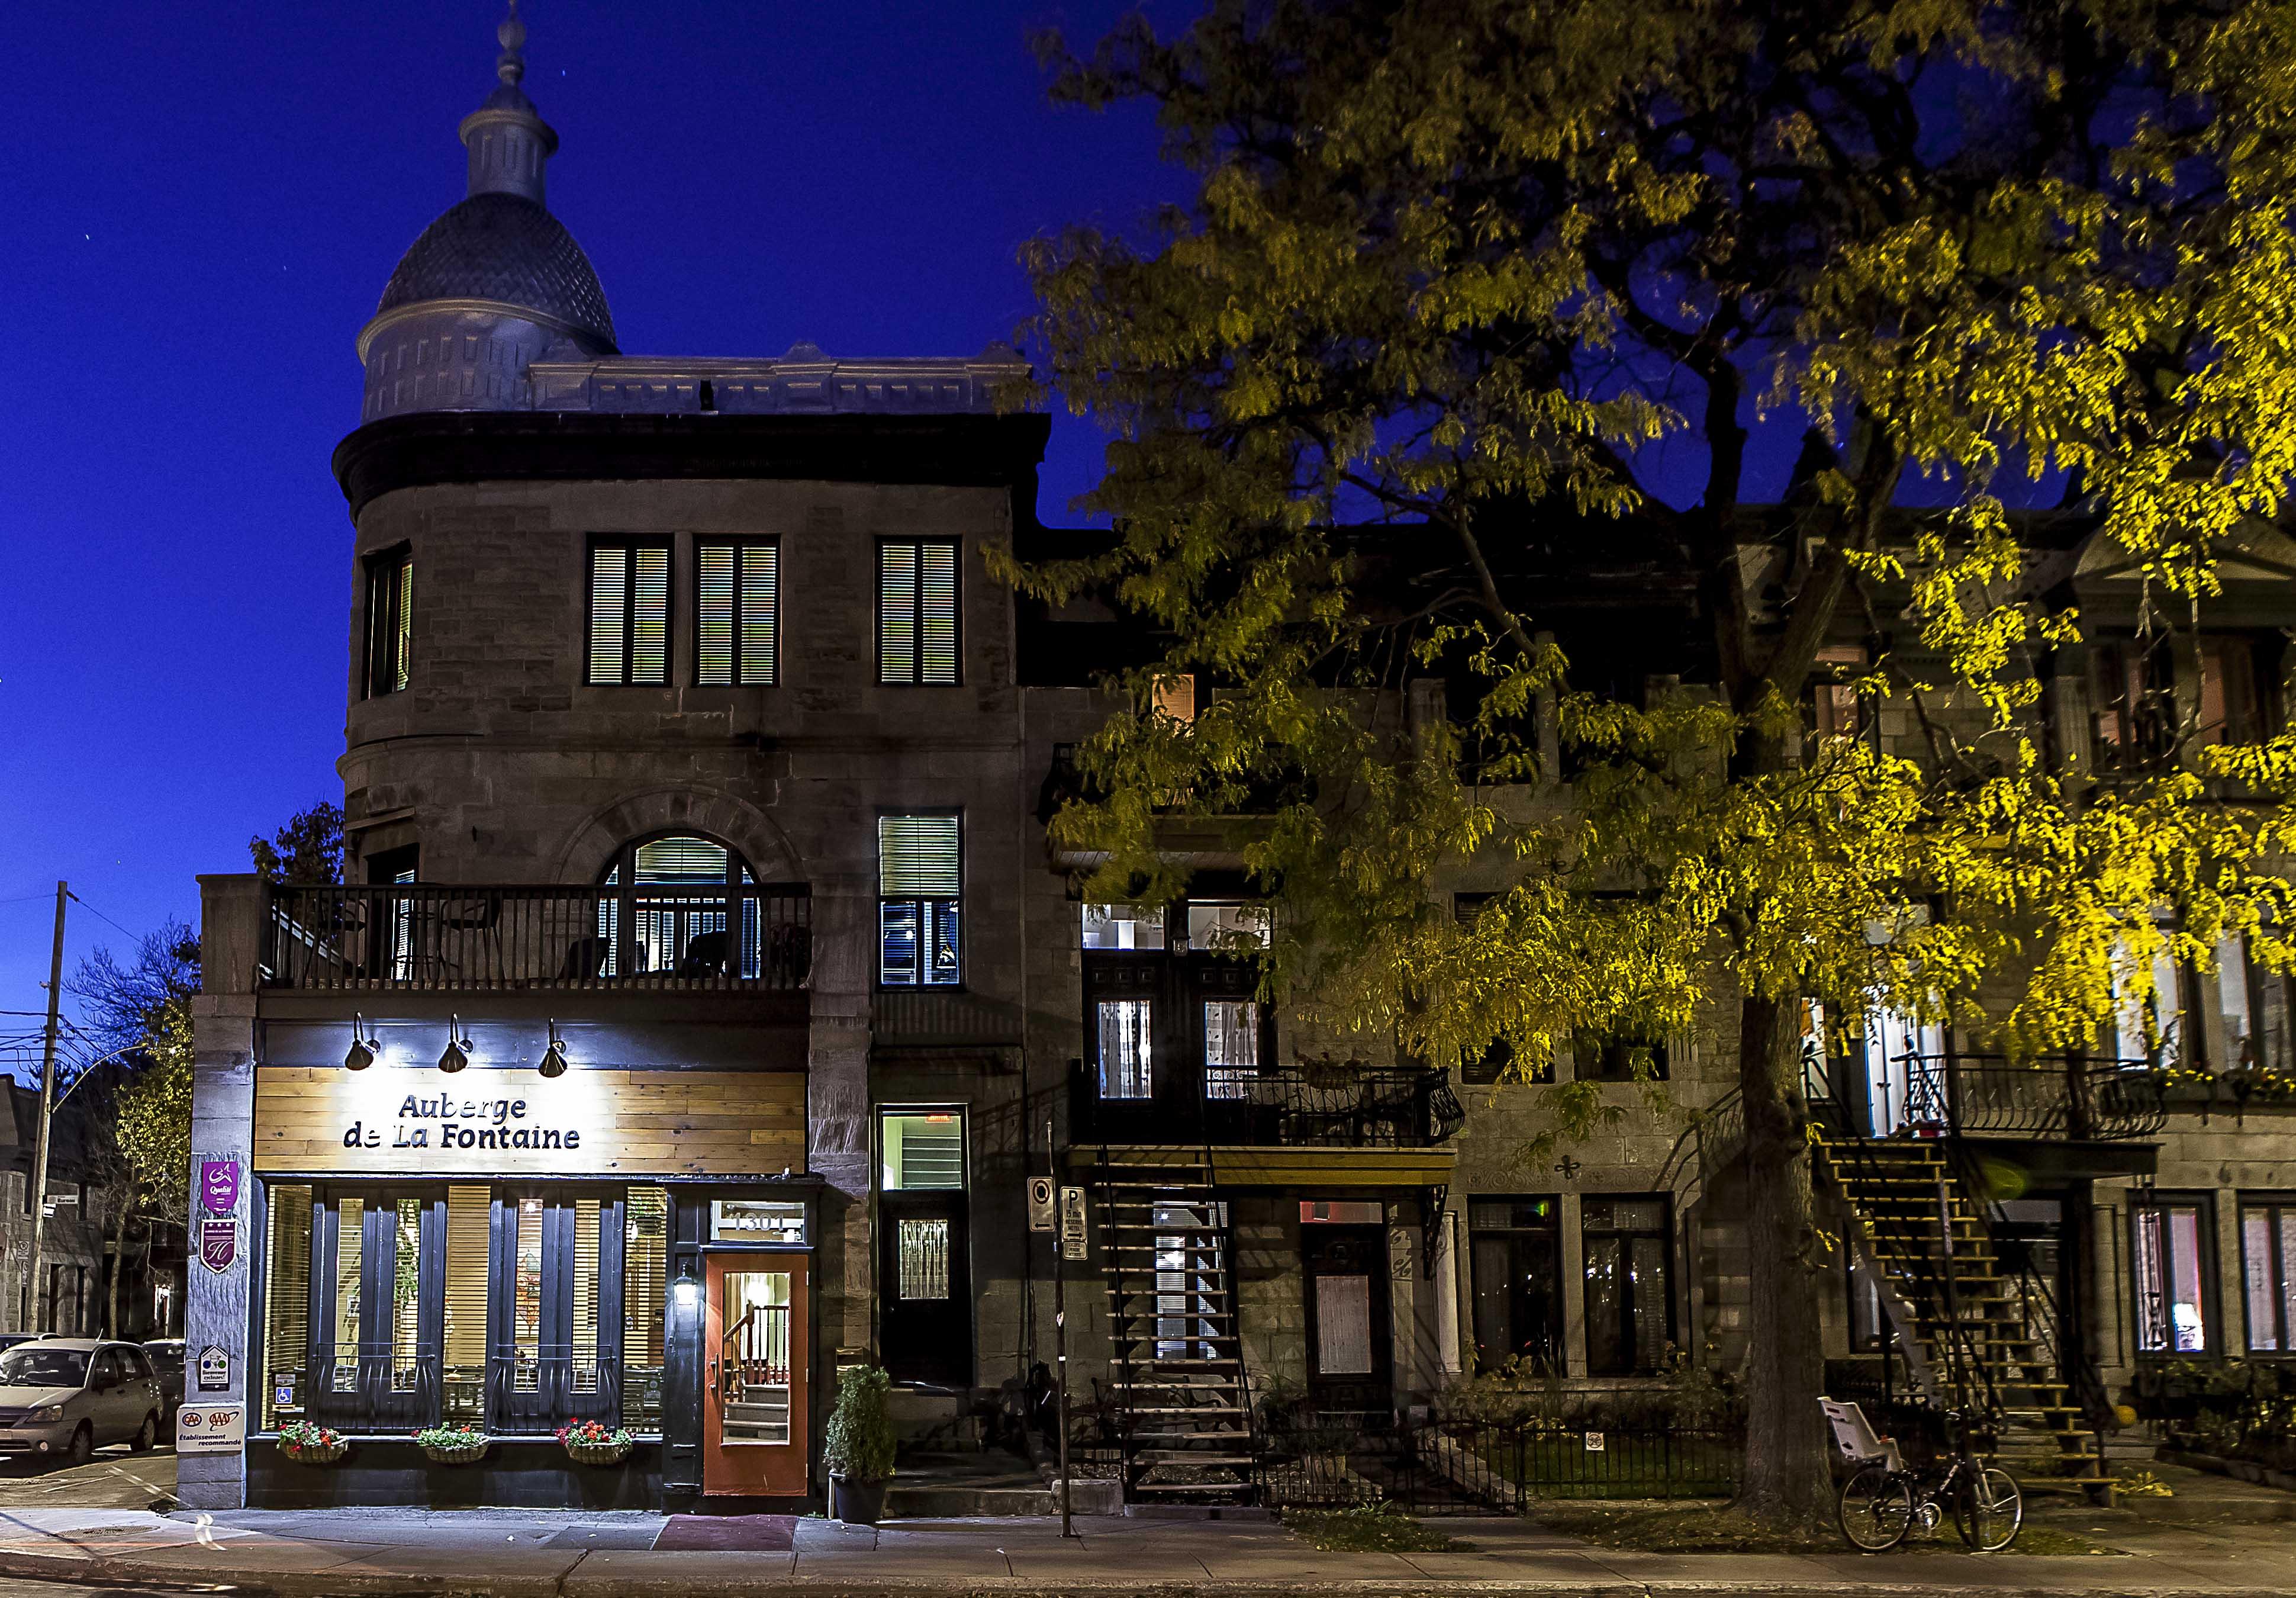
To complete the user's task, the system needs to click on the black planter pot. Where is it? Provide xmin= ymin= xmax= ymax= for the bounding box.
xmin=830 ymin=1472 xmax=887 ymax=1525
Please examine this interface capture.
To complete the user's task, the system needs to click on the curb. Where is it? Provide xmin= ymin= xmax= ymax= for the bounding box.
xmin=2 ymin=1551 xmax=2294 ymax=1598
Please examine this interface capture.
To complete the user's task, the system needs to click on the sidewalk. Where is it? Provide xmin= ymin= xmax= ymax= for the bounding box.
xmin=0 ymin=1500 xmax=2294 ymax=1598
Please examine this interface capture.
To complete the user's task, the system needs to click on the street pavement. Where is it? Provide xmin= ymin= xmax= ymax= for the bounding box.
xmin=0 ymin=1447 xmax=2289 ymax=1596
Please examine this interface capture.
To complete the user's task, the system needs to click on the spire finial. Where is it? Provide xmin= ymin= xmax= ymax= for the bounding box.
xmin=496 ymin=1 xmax=527 ymax=88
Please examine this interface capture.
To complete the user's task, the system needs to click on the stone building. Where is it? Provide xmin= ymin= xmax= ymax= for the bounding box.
xmin=183 ymin=7 xmax=2296 ymax=1515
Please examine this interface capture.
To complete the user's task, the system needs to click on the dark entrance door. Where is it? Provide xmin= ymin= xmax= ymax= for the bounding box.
xmin=879 ymin=1191 xmax=971 ymax=1386
xmin=1301 ymin=1223 xmax=1392 ymax=1414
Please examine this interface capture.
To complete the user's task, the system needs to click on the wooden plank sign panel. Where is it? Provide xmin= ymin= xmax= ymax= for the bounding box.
xmin=252 ymin=1067 xmax=806 ymax=1177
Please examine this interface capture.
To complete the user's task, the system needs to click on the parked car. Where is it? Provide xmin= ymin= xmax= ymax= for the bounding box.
xmin=0 ymin=1339 xmax=165 ymax=1465
xmin=142 ymin=1340 xmax=186 ymax=1422
xmin=0 ymin=1335 xmax=41 ymax=1355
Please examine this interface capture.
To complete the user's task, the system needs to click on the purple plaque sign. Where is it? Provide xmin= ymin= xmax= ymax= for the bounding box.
xmin=199 ymin=1159 xmax=240 ymax=1217
xmin=198 ymin=1219 xmax=238 ymax=1275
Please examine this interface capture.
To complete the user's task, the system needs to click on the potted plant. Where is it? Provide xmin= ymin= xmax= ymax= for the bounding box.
xmin=277 ymin=1420 xmax=347 ymax=1465
xmin=416 ymin=1421 xmax=490 ymax=1465
xmin=556 ymin=1418 xmax=635 ymax=1467
xmin=823 ymin=1365 xmax=896 ymax=1524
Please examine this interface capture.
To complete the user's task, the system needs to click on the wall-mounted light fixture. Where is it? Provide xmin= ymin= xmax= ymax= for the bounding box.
xmin=539 ymin=1018 xmax=569 ymax=1079
xmin=438 ymin=1015 xmax=472 ymax=1074
xmin=344 ymin=1014 xmax=379 ymax=1072
xmin=670 ymin=1265 xmax=701 ymax=1312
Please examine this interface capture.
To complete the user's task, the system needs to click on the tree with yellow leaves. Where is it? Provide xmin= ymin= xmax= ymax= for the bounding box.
xmin=1013 ymin=0 xmax=2296 ymax=1526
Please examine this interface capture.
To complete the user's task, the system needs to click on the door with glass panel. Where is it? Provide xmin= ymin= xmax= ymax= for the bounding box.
xmin=490 ymin=1188 xmax=634 ymax=1430
xmin=704 ymin=1254 xmax=809 ymax=1495
xmin=1300 ymin=1221 xmax=1392 ymax=1415
xmin=305 ymin=1188 xmax=442 ymax=1430
xmin=877 ymin=1109 xmax=971 ymax=1386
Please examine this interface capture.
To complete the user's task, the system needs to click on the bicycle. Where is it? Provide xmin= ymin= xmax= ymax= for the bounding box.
xmin=1824 ymin=1398 xmax=2023 ymax=1552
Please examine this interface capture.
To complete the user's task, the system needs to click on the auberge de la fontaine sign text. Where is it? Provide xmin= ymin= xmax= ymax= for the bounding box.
xmin=343 ymin=1091 xmax=582 ymax=1153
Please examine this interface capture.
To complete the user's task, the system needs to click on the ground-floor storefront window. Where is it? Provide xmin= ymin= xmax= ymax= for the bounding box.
xmin=259 ymin=1181 xmax=668 ymax=1434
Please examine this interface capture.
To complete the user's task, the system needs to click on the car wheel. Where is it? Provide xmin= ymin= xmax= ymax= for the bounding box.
xmin=129 ymin=1413 xmax=156 ymax=1454
xmin=65 ymin=1425 xmax=92 ymax=1467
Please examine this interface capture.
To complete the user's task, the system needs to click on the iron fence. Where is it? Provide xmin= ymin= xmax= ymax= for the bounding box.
xmin=1255 ymin=1416 xmax=1741 ymax=1513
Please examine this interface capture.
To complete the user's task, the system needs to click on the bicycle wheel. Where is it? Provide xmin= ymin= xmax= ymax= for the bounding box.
xmin=1953 ymin=1465 xmax=2023 ymax=1551
xmin=1838 ymin=1464 xmax=1915 ymax=1551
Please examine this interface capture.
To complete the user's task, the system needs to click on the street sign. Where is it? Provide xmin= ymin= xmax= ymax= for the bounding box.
xmin=176 ymin=1404 xmax=244 ymax=1456
xmin=1028 ymin=1176 xmax=1056 ymax=1233
xmin=1058 ymin=1185 xmax=1089 ymax=1262
xmin=1583 ymin=1430 xmax=1606 ymax=1452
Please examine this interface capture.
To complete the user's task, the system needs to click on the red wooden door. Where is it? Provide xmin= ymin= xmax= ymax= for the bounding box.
xmin=703 ymin=1254 xmax=809 ymax=1495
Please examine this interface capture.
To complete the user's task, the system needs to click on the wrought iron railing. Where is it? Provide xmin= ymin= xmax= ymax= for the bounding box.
xmin=1914 ymin=1054 xmax=2166 ymax=1141
xmin=263 ymin=882 xmax=811 ymax=991
xmin=1069 ymin=1059 xmax=1463 ymax=1147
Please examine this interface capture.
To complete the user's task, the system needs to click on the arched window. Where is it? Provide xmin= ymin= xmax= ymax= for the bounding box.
xmin=595 ymin=834 xmax=770 ymax=979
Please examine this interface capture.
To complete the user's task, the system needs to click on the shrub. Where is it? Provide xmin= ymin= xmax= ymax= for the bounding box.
xmin=823 ymin=1365 xmax=897 ymax=1482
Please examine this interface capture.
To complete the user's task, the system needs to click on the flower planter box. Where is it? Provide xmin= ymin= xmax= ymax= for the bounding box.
xmin=281 ymin=1440 xmax=349 ymax=1467
xmin=421 ymin=1442 xmax=490 ymax=1467
xmin=565 ymin=1441 xmax=633 ymax=1467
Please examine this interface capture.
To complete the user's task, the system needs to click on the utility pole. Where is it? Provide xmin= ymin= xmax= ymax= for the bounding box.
xmin=28 ymin=882 xmax=66 ymax=1336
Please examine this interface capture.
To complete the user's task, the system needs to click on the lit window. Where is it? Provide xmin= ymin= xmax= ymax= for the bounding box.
xmin=1081 ymin=903 xmax=1166 ymax=951
xmin=881 ymin=1112 xmax=965 ymax=1191
xmin=365 ymin=548 xmax=413 ymax=697
xmin=2134 ymin=1196 xmax=2213 ymax=1353
xmin=589 ymin=541 xmax=672 ymax=685
xmin=1204 ymin=1000 xmax=1259 ymax=1099
xmin=1184 ymin=902 xmax=1270 ymax=952
xmin=695 ymin=540 xmax=778 ymax=686
xmin=2241 ymin=1200 xmax=2296 ymax=1353
xmin=1097 ymin=999 xmax=1153 ymax=1098
xmin=879 ymin=814 xmax=961 ymax=986
xmin=878 ymin=540 xmax=959 ymax=684
xmin=1153 ymin=674 xmax=1197 ymax=724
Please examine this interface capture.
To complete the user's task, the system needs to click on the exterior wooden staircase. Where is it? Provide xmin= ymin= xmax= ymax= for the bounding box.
xmin=1818 ymin=1135 xmax=2117 ymax=1507
xmin=1095 ymin=1155 xmax=1260 ymax=1506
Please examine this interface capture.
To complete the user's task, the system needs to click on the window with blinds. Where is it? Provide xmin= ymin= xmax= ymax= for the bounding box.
xmin=878 ymin=813 xmax=962 ymax=986
xmin=262 ymin=1185 xmax=312 ymax=1430
xmin=365 ymin=547 xmax=413 ymax=697
xmin=623 ymin=1187 xmax=669 ymax=1429
xmin=442 ymin=1185 xmax=490 ymax=1422
xmin=878 ymin=540 xmax=960 ymax=684
xmin=695 ymin=541 xmax=778 ymax=685
xmin=588 ymin=540 xmax=672 ymax=684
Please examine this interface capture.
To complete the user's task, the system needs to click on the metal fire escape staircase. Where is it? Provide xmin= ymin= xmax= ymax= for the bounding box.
xmin=1817 ymin=1134 xmax=2115 ymax=1506
xmin=1095 ymin=1151 xmax=1259 ymax=1506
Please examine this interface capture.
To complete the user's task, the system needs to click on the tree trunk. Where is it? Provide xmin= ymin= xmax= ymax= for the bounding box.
xmin=1731 ymin=989 xmax=1832 ymax=1529
xmin=103 ymin=1195 xmax=127 ymax=1339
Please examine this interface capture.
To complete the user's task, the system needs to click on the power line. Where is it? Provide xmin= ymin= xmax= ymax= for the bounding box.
xmin=63 ymin=891 xmax=146 ymax=944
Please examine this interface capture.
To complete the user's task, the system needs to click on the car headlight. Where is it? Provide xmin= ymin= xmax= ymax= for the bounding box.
xmin=23 ymin=1406 xmax=64 ymax=1425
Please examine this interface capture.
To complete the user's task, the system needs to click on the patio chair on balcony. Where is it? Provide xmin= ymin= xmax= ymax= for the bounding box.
xmin=765 ymin=920 xmax=812 ymax=988
xmin=557 ymin=935 xmax=610 ymax=982
xmin=677 ymin=930 xmax=731 ymax=978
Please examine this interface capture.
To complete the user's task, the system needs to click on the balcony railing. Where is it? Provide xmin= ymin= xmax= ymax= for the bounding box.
xmin=263 ymin=882 xmax=812 ymax=992
xmin=1069 ymin=1057 xmax=1464 ymax=1148
xmin=1870 ymin=1054 xmax=2165 ymax=1142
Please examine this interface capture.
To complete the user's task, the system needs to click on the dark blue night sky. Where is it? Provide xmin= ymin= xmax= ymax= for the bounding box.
xmin=0 ymin=1 xmax=1186 ymax=1048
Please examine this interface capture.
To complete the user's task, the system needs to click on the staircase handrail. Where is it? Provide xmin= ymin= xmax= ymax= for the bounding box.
xmin=1818 ymin=1131 xmax=2005 ymax=1433
xmin=1661 ymin=1088 xmax=1743 ymax=1204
